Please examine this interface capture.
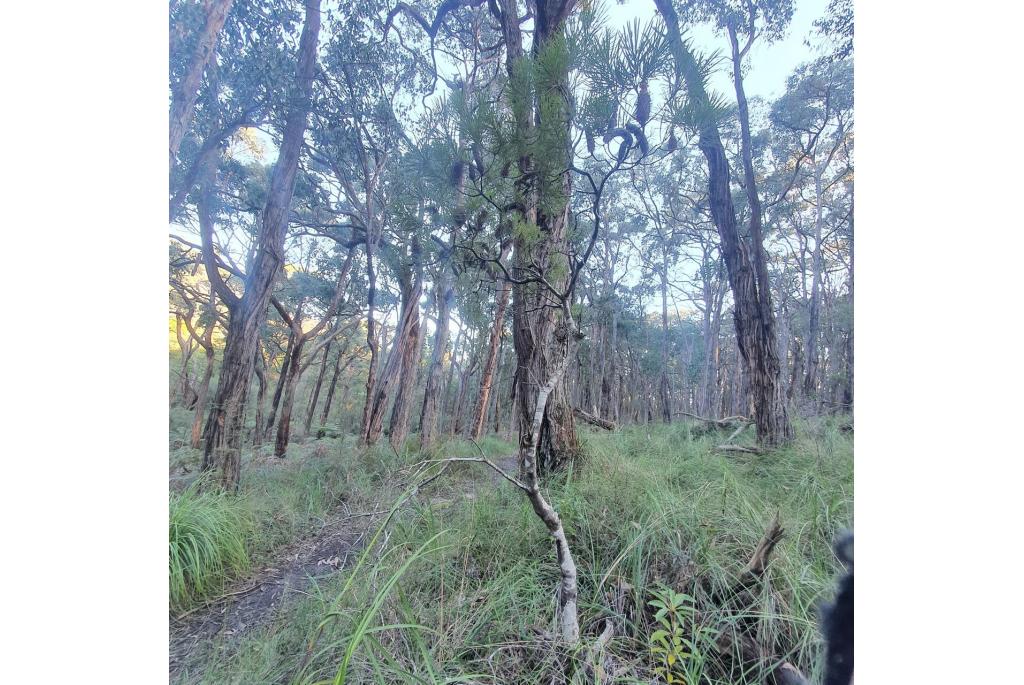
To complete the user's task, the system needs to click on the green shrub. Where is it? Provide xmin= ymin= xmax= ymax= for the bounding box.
xmin=169 ymin=482 xmax=252 ymax=611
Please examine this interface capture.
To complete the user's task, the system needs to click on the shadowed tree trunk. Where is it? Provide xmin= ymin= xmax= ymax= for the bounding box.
xmin=199 ymin=0 xmax=321 ymax=490
xmin=264 ymin=328 xmax=296 ymax=442
xmin=502 ymin=0 xmax=580 ymax=474
xmin=419 ymin=270 xmax=454 ymax=449
xmin=303 ymin=342 xmax=332 ymax=436
xmin=252 ymin=345 xmax=267 ymax=447
xmin=274 ymin=247 xmax=355 ymax=457
xmin=188 ymin=326 xmax=216 ymax=450
xmin=173 ymin=314 xmax=196 ymax=406
xmin=364 ymin=257 xmax=422 ymax=446
xmin=387 ymin=237 xmax=424 ymax=451
xmin=470 ymin=244 xmax=512 ymax=439
xmin=657 ymin=0 xmax=792 ymax=447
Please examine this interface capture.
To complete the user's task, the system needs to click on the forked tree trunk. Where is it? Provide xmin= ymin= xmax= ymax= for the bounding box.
xmin=303 ymin=342 xmax=332 ymax=436
xmin=387 ymin=245 xmax=424 ymax=451
xmin=265 ymin=329 xmax=296 ymax=441
xmin=657 ymin=0 xmax=792 ymax=447
xmin=364 ymin=273 xmax=421 ymax=446
xmin=274 ymin=337 xmax=307 ymax=457
xmin=200 ymin=0 xmax=321 ymax=490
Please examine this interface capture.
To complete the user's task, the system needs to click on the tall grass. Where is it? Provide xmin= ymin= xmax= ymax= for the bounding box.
xmin=180 ymin=421 xmax=852 ymax=684
xmin=169 ymin=482 xmax=253 ymax=611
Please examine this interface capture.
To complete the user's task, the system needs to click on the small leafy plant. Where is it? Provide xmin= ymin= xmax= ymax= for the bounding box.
xmin=647 ymin=585 xmax=704 ymax=684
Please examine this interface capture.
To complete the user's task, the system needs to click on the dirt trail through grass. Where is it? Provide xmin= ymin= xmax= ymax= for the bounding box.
xmin=168 ymin=452 xmax=520 ymax=683
xmin=169 ymin=505 xmax=373 ymax=682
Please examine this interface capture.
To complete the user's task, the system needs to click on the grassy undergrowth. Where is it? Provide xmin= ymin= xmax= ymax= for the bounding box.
xmin=176 ymin=417 xmax=851 ymax=685
xmin=168 ymin=434 xmax=517 ymax=614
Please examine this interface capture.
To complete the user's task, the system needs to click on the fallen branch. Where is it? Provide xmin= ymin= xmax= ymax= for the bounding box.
xmin=421 ymin=456 xmax=530 ymax=493
xmin=676 ymin=411 xmax=750 ymax=427
xmin=723 ymin=422 xmax=748 ymax=444
xmin=172 ymin=581 xmax=260 ymax=621
xmin=573 ymin=407 xmax=616 ymax=431
xmin=739 ymin=513 xmax=785 ymax=584
xmin=716 ymin=444 xmax=764 ymax=455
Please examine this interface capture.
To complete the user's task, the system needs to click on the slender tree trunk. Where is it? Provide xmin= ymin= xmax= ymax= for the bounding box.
xmin=842 ymin=209 xmax=854 ymax=411
xmin=252 ymin=347 xmax=267 ymax=447
xmin=319 ymin=345 xmax=357 ymax=437
xmin=274 ymin=338 xmax=307 ymax=457
xmin=803 ymin=164 xmax=826 ymax=400
xmin=169 ymin=0 xmax=235 ymax=172
xmin=304 ymin=342 xmax=332 ymax=436
xmin=359 ymin=237 xmax=381 ymax=445
xmin=200 ymin=0 xmax=321 ymax=490
xmin=419 ymin=274 xmax=454 ymax=450
xmin=658 ymin=256 xmax=672 ymax=422
xmin=190 ymin=346 xmax=216 ymax=449
xmin=174 ymin=314 xmax=197 ymax=406
xmin=265 ymin=330 xmax=295 ymax=442
xmin=657 ymin=0 xmax=792 ymax=447
xmin=364 ymin=275 xmax=421 ymax=446
xmin=470 ymin=277 xmax=511 ymax=439
xmin=491 ymin=336 xmax=507 ymax=435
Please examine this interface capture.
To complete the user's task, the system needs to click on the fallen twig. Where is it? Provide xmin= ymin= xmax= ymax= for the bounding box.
xmin=677 ymin=411 xmax=750 ymax=427
xmin=715 ymin=444 xmax=764 ymax=455
xmin=172 ymin=581 xmax=261 ymax=621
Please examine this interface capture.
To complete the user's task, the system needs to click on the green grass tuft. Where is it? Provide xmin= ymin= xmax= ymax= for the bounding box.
xmin=169 ymin=481 xmax=253 ymax=611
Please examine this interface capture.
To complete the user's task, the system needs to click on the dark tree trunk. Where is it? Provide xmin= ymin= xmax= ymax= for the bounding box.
xmin=304 ymin=342 xmax=332 ymax=436
xmin=507 ymin=13 xmax=580 ymax=474
xmin=274 ymin=337 xmax=307 ymax=457
xmin=264 ymin=330 xmax=295 ymax=442
xmin=190 ymin=346 xmax=216 ymax=449
xmin=200 ymin=0 xmax=321 ymax=490
xmin=253 ymin=347 xmax=267 ymax=447
xmin=657 ymin=0 xmax=792 ymax=447
xmin=359 ymin=238 xmax=381 ymax=446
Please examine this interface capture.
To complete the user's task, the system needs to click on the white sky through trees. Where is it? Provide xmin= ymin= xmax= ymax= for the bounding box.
xmin=178 ymin=0 xmax=836 ymax=331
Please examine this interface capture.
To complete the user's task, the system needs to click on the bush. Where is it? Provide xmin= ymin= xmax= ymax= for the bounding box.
xmin=169 ymin=482 xmax=252 ymax=611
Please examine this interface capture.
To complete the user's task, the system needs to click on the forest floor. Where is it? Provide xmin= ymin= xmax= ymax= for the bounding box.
xmin=170 ymin=501 xmax=373 ymax=680
xmin=168 ymin=418 xmax=852 ymax=685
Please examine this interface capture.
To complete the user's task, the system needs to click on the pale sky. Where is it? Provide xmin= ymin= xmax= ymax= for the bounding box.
xmin=606 ymin=0 xmax=829 ymax=101
xmin=183 ymin=0 xmax=835 ymax=326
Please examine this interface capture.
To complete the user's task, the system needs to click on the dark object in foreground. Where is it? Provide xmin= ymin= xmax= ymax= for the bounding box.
xmin=823 ymin=533 xmax=854 ymax=685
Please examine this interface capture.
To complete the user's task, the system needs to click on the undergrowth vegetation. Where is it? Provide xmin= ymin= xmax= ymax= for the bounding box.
xmin=173 ymin=419 xmax=851 ymax=684
xmin=169 ymin=484 xmax=252 ymax=611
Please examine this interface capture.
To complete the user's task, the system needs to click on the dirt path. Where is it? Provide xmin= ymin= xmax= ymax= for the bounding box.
xmin=168 ymin=454 xmax=519 ymax=683
xmin=169 ymin=508 xmax=374 ymax=683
